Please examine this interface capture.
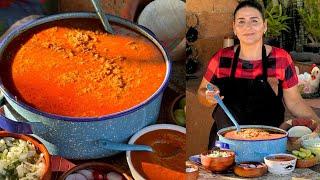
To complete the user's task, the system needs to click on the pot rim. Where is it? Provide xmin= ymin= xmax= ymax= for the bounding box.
xmin=217 ymin=125 xmax=288 ymax=142
xmin=0 ymin=12 xmax=171 ymax=122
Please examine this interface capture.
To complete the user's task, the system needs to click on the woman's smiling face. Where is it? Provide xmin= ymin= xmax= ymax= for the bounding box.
xmin=233 ymin=7 xmax=267 ymax=45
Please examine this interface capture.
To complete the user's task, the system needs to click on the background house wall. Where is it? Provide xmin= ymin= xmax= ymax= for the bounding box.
xmin=186 ymin=0 xmax=238 ymax=157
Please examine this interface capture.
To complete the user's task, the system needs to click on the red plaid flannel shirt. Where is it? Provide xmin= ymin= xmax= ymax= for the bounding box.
xmin=204 ymin=46 xmax=298 ymax=89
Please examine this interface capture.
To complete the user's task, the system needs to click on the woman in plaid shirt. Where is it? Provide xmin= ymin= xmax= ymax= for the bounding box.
xmin=197 ymin=0 xmax=320 ymax=147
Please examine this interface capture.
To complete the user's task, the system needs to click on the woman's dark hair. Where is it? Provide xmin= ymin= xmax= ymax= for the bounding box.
xmin=234 ymin=0 xmax=265 ymax=20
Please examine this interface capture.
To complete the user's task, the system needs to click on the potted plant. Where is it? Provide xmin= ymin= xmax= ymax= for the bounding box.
xmin=264 ymin=2 xmax=291 ymax=47
xmin=298 ymin=0 xmax=320 ymax=53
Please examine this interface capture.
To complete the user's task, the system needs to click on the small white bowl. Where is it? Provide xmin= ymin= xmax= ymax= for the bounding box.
xmin=126 ymin=124 xmax=186 ymax=180
xmin=264 ymin=153 xmax=297 ymax=175
xmin=301 ymin=134 xmax=320 ymax=147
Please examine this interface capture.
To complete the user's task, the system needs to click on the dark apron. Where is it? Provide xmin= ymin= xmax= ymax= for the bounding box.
xmin=208 ymin=45 xmax=285 ymax=148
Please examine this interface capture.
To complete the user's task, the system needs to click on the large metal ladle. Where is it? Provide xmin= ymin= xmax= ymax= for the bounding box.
xmin=206 ymin=84 xmax=241 ymax=132
xmin=91 ymin=0 xmax=114 ymax=34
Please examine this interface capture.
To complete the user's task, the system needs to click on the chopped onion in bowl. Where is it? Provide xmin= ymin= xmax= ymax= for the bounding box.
xmin=0 ymin=137 xmax=45 ymax=179
xmin=206 ymin=151 xmax=231 ymax=158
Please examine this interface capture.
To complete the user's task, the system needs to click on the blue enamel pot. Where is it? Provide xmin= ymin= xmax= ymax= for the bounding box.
xmin=0 ymin=13 xmax=171 ymax=159
xmin=217 ymin=125 xmax=288 ymax=162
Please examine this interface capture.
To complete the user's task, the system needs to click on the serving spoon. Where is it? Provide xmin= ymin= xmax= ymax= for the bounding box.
xmin=99 ymin=140 xmax=181 ymax=158
xmin=206 ymin=84 xmax=241 ymax=132
xmin=91 ymin=0 xmax=114 ymax=34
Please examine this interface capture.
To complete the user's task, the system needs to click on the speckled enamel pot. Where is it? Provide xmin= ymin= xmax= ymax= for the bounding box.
xmin=0 ymin=13 xmax=171 ymax=159
xmin=217 ymin=125 xmax=288 ymax=163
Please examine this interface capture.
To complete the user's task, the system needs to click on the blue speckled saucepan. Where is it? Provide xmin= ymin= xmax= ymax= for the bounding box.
xmin=0 ymin=13 xmax=171 ymax=159
xmin=217 ymin=125 xmax=288 ymax=162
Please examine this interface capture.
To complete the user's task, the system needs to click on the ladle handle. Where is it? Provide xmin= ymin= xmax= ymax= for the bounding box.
xmin=206 ymin=84 xmax=241 ymax=132
xmin=98 ymin=139 xmax=153 ymax=152
xmin=91 ymin=0 xmax=114 ymax=34
xmin=214 ymin=95 xmax=241 ymax=132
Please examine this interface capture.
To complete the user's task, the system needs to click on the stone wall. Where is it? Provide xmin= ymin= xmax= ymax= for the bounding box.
xmin=186 ymin=0 xmax=238 ymax=69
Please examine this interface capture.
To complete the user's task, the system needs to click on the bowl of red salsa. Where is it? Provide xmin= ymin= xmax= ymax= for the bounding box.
xmin=126 ymin=124 xmax=186 ymax=180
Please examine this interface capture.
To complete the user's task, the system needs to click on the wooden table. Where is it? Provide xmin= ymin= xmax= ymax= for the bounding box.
xmin=198 ymin=164 xmax=320 ymax=179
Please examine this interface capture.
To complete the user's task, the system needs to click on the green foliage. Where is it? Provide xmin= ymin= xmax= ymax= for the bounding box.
xmin=265 ymin=3 xmax=291 ymax=38
xmin=298 ymin=0 xmax=320 ymax=44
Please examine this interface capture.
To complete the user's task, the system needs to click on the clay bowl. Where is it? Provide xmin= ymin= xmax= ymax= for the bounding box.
xmin=0 ymin=131 xmax=51 ymax=180
xmin=200 ymin=149 xmax=235 ymax=173
xmin=296 ymin=156 xmax=318 ymax=168
xmin=186 ymin=162 xmax=199 ymax=180
xmin=234 ymin=162 xmax=267 ymax=178
xmin=59 ymin=162 xmax=132 ymax=180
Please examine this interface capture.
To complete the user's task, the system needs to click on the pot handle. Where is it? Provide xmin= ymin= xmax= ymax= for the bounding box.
xmin=0 ymin=106 xmax=47 ymax=134
xmin=97 ymin=139 xmax=153 ymax=152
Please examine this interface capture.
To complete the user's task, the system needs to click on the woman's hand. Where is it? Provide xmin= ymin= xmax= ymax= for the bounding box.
xmin=205 ymin=87 xmax=223 ymax=105
xmin=197 ymin=78 xmax=222 ymax=107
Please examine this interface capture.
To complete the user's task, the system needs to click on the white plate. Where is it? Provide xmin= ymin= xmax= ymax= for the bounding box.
xmin=138 ymin=0 xmax=185 ymax=51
